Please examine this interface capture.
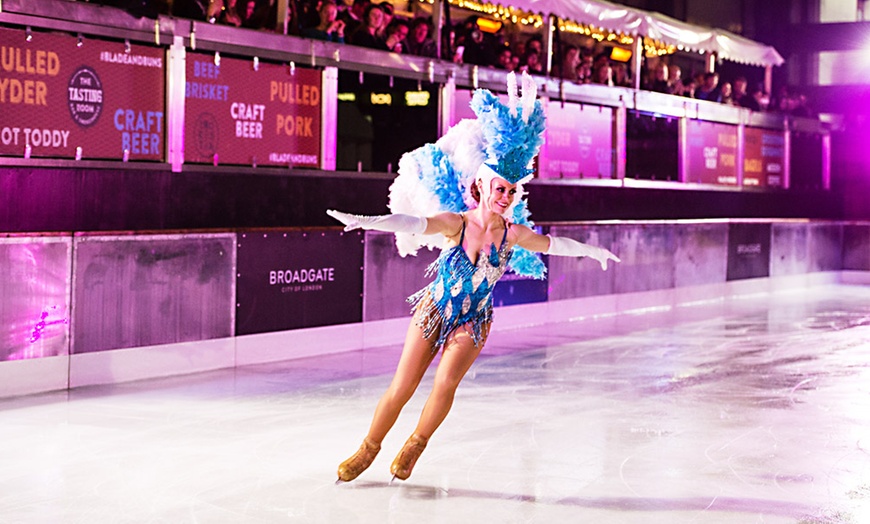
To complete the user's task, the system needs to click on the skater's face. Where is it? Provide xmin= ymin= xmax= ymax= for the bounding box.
xmin=479 ymin=176 xmax=517 ymax=215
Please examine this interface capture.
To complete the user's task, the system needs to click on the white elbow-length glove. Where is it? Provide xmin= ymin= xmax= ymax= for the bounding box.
xmin=546 ymin=234 xmax=621 ymax=270
xmin=327 ymin=209 xmax=427 ymax=234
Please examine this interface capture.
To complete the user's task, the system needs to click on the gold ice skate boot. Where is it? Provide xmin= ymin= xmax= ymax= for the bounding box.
xmin=390 ymin=433 xmax=428 ymax=481
xmin=337 ymin=437 xmax=380 ymax=482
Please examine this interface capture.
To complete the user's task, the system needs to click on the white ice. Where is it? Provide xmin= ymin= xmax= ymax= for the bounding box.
xmin=1 ymin=284 xmax=870 ymax=523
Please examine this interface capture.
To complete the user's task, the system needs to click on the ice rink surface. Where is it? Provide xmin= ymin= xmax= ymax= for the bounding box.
xmin=2 ymin=284 xmax=870 ymax=523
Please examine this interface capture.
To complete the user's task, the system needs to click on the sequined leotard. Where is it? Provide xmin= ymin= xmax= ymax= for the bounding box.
xmin=408 ymin=214 xmax=513 ymax=349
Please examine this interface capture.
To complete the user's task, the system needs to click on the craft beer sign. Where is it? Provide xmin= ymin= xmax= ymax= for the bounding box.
xmin=184 ymin=53 xmax=321 ymax=167
xmin=0 ymin=26 xmax=165 ymax=160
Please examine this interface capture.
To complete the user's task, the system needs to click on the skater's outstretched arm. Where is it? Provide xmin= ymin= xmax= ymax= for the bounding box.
xmin=512 ymin=223 xmax=621 ymax=271
xmin=327 ymin=209 xmax=463 ymax=238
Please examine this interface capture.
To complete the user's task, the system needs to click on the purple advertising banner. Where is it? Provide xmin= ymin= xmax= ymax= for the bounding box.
xmin=744 ymin=127 xmax=785 ymax=188
xmin=685 ymin=120 xmax=738 ymax=186
xmin=451 ymin=88 xmax=479 ymax=128
xmin=539 ymin=102 xmax=612 ymax=179
xmin=236 ymin=230 xmax=363 ymax=335
xmin=0 ymin=26 xmax=165 ymax=160
xmin=0 ymin=237 xmax=71 ymax=362
xmin=185 ymin=53 xmax=321 ymax=167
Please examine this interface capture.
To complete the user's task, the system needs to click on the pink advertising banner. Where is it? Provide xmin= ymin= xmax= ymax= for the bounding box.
xmin=0 ymin=26 xmax=165 ymax=161
xmin=184 ymin=53 xmax=321 ymax=167
xmin=685 ymin=120 xmax=738 ymax=186
xmin=744 ymin=127 xmax=785 ymax=188
xmin=539 ymin=101 xmax=612 ymax=179
xmin=450 ymin=88 xmax=479 ymax=127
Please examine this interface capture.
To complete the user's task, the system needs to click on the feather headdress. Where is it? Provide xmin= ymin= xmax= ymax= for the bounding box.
xmin=388 ymin=71 xmax=547 ymax=279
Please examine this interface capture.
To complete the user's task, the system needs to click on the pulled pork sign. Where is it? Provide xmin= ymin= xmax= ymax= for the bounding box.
xmin=0 ymin=26 xmax=165 ymax=160
xmin=184 ymin=53 xmax=321 ymax=167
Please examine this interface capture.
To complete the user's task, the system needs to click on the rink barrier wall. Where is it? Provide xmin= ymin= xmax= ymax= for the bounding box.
xmin=0 ymin=220 xmax=868 ymax=398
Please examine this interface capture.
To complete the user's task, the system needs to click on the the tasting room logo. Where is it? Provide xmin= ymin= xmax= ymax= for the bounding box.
xmin=67 ymin=66 xmax=103 ymax=127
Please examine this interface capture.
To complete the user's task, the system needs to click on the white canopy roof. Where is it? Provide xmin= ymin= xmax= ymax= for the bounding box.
xmin=516 ymin=0 xmax=784 ymax=67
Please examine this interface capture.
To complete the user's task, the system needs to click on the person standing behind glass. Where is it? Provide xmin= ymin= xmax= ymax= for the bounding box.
xmin=384 ymin=19 xmax=410 ymax=53
xmin=340 ymin=0 xmax=370 ymax=40
xmin=695 ymin=72 xmax=722 ymax=102
xmin=405 ymin=18 xmax=438 ymax=57
xmin=302 ymin=0 xmax=346 ymax=42
xmin=351 ymin=4 xmax=388 ymax=50
xmin=555 ymin=45 xmax=580 ymax=81
xmin=376 ymin=2 xmax=394 ymax=41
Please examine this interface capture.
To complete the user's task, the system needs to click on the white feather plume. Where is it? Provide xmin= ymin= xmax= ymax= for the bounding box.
xmin=507 ymin=71 xmax=518 ymax=118
xmin=520 ymin=71 xmax=536 ymax=123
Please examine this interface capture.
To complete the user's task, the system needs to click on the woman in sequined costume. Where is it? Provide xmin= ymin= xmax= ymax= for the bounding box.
xmin=328 ymin=72 xmax=619 ymax=483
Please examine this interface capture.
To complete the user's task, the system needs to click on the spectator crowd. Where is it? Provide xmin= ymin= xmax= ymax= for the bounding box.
xmin=157 ymin=0 xmax=814 ymax=117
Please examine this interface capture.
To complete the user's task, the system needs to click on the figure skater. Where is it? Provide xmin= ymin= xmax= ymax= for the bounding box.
xmin=328 ymin=72 xmax=619 ymax=482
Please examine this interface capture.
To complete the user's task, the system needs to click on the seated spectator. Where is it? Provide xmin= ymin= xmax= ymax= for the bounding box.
xmin=611 ymin=62 xmax=631 ymax=87
xmin=667 ymin=64 xmax=682 ymax=92
xmin=441 ymin=25 xmax=458 ymax=62
xmin=592 ymin=52 xmax=610 ymax=72
xmin=376 ymin=2 xmax=394 ymax=40
xmin=673 ymin=76 xmax=696 ymax=98
xmin=739 ymin=83 xmax=764 ymax=111
xmin=732 ymin=76 xmax=748 ymax=103
xmin=283 ymin=0 xmax=301 ymax=35
xmin=647 ymin=61 xmax=670 ymax=93
xmin=297 ymin=0 xmax=322 ymax=31
xmin=237 ymin=0 xmax=269 ymax=29
xmin=384 ymin=18 xmax=410 ymax=53
xmin=461 ymin=25 xmax=491 ymax=66
xmin=301 ymin=0 xmax=346 ymax=42
xmin=340 ymin=0 xmax=370 ymax=39
xmin=207 ymin=0 xmax=242 ymax=26
xmin=526 ymin=35 xmax=543 ymax=57
xmin=555 ymin=44 xmax=581 ymax=81
xmin=405 ymin=17 xmax=438 ymax=57
xmin=720 ymin=82 xmax=734 ymax=105
xmin=768 ymin=85 xmax=790 ymax=113
xmin=495 ymin=46 xmax=514 ymax=71
xmin=695 ymin=72 xmax=721 ymax=102
xmin=519 ymin=49 xmax=544 ymax=75
xmin=513 ymin=40 xmax=527 ymax=64
xmin=590 ymin=60 xmax=612 ymax=86
xmin=172 ymin=0 xmax=206 ymax=20
xmin=576 ymin=51 xmax=593 ymax=83
xmin=350 ymin=4 xmax=388 ymax=50
xmin=789 ymin=92 xmax=814 ymax=118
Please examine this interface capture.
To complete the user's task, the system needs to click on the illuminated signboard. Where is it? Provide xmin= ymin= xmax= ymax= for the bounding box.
xmin=744 ymin=127 xmax=785 ymax=188
xmin=685 ymin=120 xmax=738 ymax=186
xmin=0 ymin=26 xmax=165 ymax=161
xmin=539 ymin=101 xmax=612 ymax=179
xmin=184 ymin=53 xmax=321 ymax=167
